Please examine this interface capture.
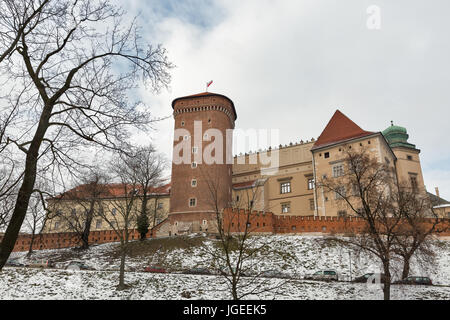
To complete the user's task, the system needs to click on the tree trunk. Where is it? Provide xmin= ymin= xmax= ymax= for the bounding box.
xmin=0 ymin=153 xmax=39 ymax=269
xmin=0 ymin=99 xmax=52 ymax=270
xmin=401 ymin=255 xmax=411 ymax=280
xmin=383 ymin=262 xmax=391 ymax=301
xmin=27 ymin=231 xmax=36 ymax=257
xmin=80 ymin=202 xmax=95 ymax=249
xmin=118 ymin=244 xmax=126 ymax=290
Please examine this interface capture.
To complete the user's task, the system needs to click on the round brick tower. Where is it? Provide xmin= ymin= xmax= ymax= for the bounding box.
xmin=169 ymin=92 xmax=237 ymax=235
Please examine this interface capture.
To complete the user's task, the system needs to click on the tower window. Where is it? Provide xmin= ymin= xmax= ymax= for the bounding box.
xmin=192 ymin=146 xmax=198 ymax=154
xmin=191 ymin=179 xmax=197 ymax=187
xmin=191 ymin=162 xmax=197 ymax=168
xmin=184 ymin=135 xmax=189 ymax=141
xmin=324 ymin=152 xmax=330 ymax=158
xmin=189 ymin=198 xmax=197 ymax=207
xmin=410 ymin=175 xmax=418 ymax=190
xmin=181 ymin=121 xmax=185 ymax=127
xmin=407 ymin=155 xmax=413 ymax=161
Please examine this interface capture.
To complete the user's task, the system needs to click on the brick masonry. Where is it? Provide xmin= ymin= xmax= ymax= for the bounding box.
xmin=2 ymin=211 xmax=449 ymax=252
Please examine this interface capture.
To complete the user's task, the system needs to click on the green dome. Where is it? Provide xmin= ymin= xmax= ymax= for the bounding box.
xmin=382 ymin=122 xmax=416 ymax=149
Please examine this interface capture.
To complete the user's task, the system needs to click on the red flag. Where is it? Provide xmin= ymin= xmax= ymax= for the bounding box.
xmin=207 ymin=80 xmax=213 ymax=88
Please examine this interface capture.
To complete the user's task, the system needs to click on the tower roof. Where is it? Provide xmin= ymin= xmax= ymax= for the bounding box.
xmin=171 ymin=92 xmax=237 ymax=120
xmin=382 ymin=122 xmax=417 ymax=150
xmin=312 ymin=110 xmax=375 ymax=150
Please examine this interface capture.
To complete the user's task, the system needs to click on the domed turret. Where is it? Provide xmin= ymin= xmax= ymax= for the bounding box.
xmin=382 ymin=121 xmax=416 ymax=149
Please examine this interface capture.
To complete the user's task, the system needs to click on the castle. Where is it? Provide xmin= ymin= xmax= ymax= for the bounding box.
xmin=42 ymin=91 xmax=450 ymax=238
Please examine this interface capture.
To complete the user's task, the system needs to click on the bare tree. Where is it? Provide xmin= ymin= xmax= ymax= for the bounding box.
xmin=97 ymin=155 xmax=140 ymax=290
xmin=0 ymin=0 xmax=50 ymax=63
xmin=51 ymin=169 xmax=108 ymax=249
xmin=0 ymin=0 xmax=173 ymax=269
xmin=23 ymin=193 xmax=47 ymax=256
xmin=392 ymin=187 xmax=441 ymax=279
xmin=127 ymin=145 xmax=167 ymax=240
xmin=200 ymin=171 xmax=291 ymax=300
xmin=319 ymin=146 xmax=402 ymax=300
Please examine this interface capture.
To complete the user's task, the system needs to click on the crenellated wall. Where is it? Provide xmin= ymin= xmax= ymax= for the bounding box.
xmin=2 ymin=211 xmax=448 ymax=253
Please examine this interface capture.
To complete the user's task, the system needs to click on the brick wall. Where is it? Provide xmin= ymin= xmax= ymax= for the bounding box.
xmin=0 ymin=229 xmax=152 ymax=252
xmin=2 ymin=210 xmax=449 ymax=252
xmin=223 ymin=208 xmax=450 ymax=236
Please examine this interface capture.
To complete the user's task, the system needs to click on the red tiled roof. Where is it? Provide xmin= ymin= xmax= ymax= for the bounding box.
xmin=171 ymin=92 xmax=237 ymax=120
xmin=233 ymin=180 xmax=257 ymax=190
xmin=52 ymin=182 xmax=171 ymax=200
xmin=312 ymin=110 xmax=375 ymax=150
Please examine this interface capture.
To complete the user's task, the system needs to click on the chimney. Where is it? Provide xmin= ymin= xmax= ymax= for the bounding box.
xmin=435 ymin=187 xmax=440 ymax=199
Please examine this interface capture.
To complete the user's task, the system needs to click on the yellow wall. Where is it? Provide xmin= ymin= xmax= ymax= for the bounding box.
xmin=44 ymin=195 xmax=170 ymax=233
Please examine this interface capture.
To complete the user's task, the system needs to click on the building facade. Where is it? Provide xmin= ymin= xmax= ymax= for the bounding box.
xmin=44 ymin=92 xmax=449 ymax=236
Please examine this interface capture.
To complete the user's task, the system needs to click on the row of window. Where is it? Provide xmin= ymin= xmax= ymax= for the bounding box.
xmin=60 ymin=203 xmax=164 ymax=216
xmin=280 ymin=199 xmax=315 ymax=214
xmin=279 ymin=178 xmax=315 ymax=195
xmin=318 ymin=141 xmax=372 ymax=159
xmin=180 ymin=119 xmax=212 ymax=127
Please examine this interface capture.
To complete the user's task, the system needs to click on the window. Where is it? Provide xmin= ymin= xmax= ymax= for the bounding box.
xmin=307 ymin=178 xmax=315 ymax=190
xmin=191 ymin=162 xmax=197 ymax=168
xmin=181 ymin=121 xmax=185 ymax=127
xmin=202 ymin=220 xmax=207 ymax=225
xmin=111 ymin=208 xmax=117 ymax=216
xmin=410 ymin=175 xmax=418 ymax=190
xmin=280 ymin=182 xmax=291 ymax=194
xmin=352 ymin=184 xmax=359 ymax=196
xmin=203 ymin=133 xmax=208 ymax=140
xmin=189 ymin=198 xmax=197 ymax=207
xmin=281 ymin=202 xmax=291 ymax=213
xmin=324 ymin=152 xmax=330 ymax=159
xmin=191 ymin=179 xmax=197 ymax=187
xmin=184 ymin=135 xmax=189 ymax=141
xmin=407 ymin=155 xmax=413 ymax=161
xmin=309 ymin=199 xmax=315 ymax=211
xmin=157 ymin=202 xmax=163 ymax=209
xmin=54 ymin=222 xmax=60 ymax=230
xmin=335 ymin=186 xmax=346 ymax=200
xmin=96 ymin=219 xmax=102 ymax=229
xmin=332 ymin=164 xmax=344 ymax=177
xmin=71 ymin=208 xmax=76 ymax=216
xmin=192 ymin=146 xmax=198 ymax=154
xmin=236 ymin=195 xmax=240 ymax=202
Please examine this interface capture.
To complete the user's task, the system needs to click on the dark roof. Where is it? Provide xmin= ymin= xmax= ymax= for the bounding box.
xmin=312 ymin=110 xmax=375 ymax=150
xmin=427 ymin=192 xmax=450 ymax=206
xmin=171 ymin=92 xmax=237 ymax=120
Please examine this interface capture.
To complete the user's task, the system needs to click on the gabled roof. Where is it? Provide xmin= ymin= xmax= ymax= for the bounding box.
xmin=311 ymin=110 xmax=375 ymax=150
xmin=171 ymin=92 xmax=237 ymax=120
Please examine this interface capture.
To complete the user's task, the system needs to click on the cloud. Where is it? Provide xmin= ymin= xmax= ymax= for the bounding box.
xmin=125 ymin=0 xmax=450 ymax=198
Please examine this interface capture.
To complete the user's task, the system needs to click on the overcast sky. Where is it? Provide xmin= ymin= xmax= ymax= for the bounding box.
xmin=119 ymin=0 xmax=450 ymax=199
